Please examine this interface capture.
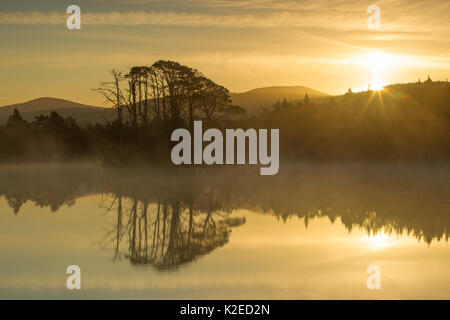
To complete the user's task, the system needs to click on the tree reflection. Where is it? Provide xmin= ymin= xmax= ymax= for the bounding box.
xmin=102 ymin=181 xmax=245 ymax=270
xmin=0 ymin=163 xmax=448 ymax=250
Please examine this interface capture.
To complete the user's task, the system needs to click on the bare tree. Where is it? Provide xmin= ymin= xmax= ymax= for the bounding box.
xmin=93 ymin=69 xmax=126 ymax=125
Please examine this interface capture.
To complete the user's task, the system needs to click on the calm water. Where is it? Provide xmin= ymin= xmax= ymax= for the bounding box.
xmin=0 ymin=163 xmax=449 ymax=299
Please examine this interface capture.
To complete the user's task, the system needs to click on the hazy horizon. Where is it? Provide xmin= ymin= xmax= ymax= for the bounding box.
xmin=0 ymin=85 xmax=328 ymax=108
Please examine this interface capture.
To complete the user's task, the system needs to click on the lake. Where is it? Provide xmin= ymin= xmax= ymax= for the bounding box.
xmin=0 ymin=162 xmax=449 ymax=299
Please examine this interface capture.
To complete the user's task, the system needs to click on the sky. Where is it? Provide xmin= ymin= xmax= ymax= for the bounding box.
xmin=0 ymin=0 xmax=449 ymax=106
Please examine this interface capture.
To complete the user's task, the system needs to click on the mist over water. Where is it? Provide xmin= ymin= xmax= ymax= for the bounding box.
xmin=0 ymin=162 xmax=448 ymax=299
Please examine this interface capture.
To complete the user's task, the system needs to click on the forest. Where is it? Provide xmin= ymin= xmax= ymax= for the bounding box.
xmin=0 ymin=60 xmax=449 ymax=164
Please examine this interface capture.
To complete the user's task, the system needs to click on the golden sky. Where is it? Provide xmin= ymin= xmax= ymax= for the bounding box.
xmin=0 ymin=0 xmax=449 ymax=106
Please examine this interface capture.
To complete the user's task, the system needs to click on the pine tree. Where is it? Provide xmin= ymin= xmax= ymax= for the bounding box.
xmin=304 ymin=93 xmax=310 ymax=104
xmin=6 ymin=108 xmax=27 ymax=128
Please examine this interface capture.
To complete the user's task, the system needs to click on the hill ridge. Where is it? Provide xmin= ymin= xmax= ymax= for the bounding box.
xmin=0 ymin=97 xmax=114 ymax=125
xmin=230 ymin=85 xmax=328 ymax=113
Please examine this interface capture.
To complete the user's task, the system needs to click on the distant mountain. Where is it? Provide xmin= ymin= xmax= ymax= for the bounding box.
xmin=231 ymin=86 xmax=328 ymax=114
xmin=0 ymin=97 xmax=115 ymax=125
xmin=0 ymin=87 xmax=329 ymax=124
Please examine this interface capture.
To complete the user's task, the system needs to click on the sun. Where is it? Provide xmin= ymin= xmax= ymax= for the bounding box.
xmin=369 ymin=232 xmax=390 ymax=247
xmin=365 ymin=230 xmax=393 ymax=249
xmin=366 ymin=51 xmax=394 ymax=91
xmin=369 ymin=79 xmax=385 ymax=91
xmin=354 ymin=50 xmax=395 ymax=91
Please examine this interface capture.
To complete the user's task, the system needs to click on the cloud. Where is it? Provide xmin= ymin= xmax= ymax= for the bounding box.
xmin=0 ymin=4 xmax=447 ymax=35
xmin=0 ymin=10 xmax=360 ymax=29
xmin=0 ymin=11 xmax=64 ymax=25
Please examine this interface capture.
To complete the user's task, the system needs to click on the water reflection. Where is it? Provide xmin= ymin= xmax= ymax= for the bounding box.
xmin=103 ymin=194 xmax=245 ymax=270
xmin=0 ymin=162 xmax=448 ymax=272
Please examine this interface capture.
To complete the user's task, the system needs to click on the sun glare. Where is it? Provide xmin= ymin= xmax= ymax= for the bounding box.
xmin=354 ymin=51 xmax=396 ymax=91
xmin=366 ymin=51 xmax=394 ymax=91
xmin=369 ymin=79 xmax=385 ymax=91
xmin=366 ymin=51 xmax=394 ymax=73
xmin=365 ymin=230 xmax=392 ymax=248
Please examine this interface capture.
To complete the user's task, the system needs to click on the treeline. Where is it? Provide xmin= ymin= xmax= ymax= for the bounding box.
xmin=238 ymin=79 xmax=450 ymax=161
xmin=0 ymin=109 xmax=88 ymax=161
xmin=0 ymin=60 xmax=449 ymax=163
xmin=0 ymin=60 xmax=246 ymax=163
xmin=0 ymin=108 xmax=167 ymax=163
